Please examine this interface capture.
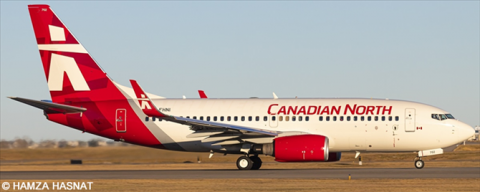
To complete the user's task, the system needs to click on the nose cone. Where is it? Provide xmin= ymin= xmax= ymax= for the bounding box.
xmin=457 ymin=122 xmax=475 ymax=140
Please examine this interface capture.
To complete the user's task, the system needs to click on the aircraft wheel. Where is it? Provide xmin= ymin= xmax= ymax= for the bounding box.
xmin=250 ymin=156 xmax=263 ymax=170
xmin=236 ymin=156 xmax=253 ymax=170
xmin=414 ymin=159 xmax=424 ymax=169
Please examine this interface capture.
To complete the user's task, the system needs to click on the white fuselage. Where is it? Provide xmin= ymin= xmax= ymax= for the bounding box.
xmin=125 ymin=95 xmax=473 ymax=153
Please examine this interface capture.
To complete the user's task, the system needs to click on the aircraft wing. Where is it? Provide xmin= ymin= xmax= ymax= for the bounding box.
xmin=9 ymin=97 xmax=86 ymax=114
xmin=129 ymin=80 xmax=278 ymax=141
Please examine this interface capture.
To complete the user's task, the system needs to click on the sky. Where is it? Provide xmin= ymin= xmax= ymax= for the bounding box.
xmin=1 ymin=1 xmax=479 ymax=141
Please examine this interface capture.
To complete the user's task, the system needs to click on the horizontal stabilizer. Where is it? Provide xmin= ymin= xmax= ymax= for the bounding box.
xmin=9 ymin=97 xmax=86 ymax=114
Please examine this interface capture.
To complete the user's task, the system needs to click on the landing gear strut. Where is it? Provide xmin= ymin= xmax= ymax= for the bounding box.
xmin=414 ymin=157 xmax=424 ymax=169
xmin=236 ymin=155 xmax=262 ymax=170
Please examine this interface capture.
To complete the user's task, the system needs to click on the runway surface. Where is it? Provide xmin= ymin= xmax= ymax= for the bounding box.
xmin=1 ymin=167 xmax=479 ymax=180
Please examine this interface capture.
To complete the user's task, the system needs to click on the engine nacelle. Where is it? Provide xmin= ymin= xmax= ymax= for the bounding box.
xmin=274 ymin=134 xmax=329 ymax=162
xmin=252 ymin=134 xmax=330 ymax=162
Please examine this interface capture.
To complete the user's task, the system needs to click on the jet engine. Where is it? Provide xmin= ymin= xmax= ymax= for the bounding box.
xmin=253 ymin=134 xmax=340 ymax=162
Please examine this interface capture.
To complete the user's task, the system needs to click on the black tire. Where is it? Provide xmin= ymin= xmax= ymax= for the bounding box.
xmin=250 ymin=156 xmax=263 ymax=170
xmin=236 ymin=156 xmax=253 ymax=170
xmin=415 ymin=160 xmax=424 ymax=169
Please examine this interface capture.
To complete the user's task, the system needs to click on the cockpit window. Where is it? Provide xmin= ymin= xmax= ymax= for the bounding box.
xmin=439 ymin=114 xmax=447 ymax=120
xmin=432 ymin=113 xmax=455 ymax=121
xmin=445 ymin=114 xmax=455 ymax=119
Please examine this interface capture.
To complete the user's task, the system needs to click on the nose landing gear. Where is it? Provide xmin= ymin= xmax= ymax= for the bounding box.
xmin=414 ymin=157 xmax=424 ymax=169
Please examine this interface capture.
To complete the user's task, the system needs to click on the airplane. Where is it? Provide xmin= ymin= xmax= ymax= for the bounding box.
xmin=10 ymin=4 xmax=474 ymax=170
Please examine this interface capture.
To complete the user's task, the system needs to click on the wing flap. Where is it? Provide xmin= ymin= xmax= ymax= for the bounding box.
xmin=212 ymin=140 xmax=241 ymax=146
xmin=202 ymin=136 xmax=239 ymax=143
xmin=186 ymin=131 xmax=225 ymax=138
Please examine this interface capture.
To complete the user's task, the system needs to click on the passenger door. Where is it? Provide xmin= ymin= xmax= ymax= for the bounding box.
xmin=116 ymin=109 xmax=126 ymax=132
xmin=405 ymin=108 xmax=416 ymax=132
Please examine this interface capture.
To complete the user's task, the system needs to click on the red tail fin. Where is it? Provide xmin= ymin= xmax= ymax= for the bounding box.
xmin=28 ymin=4 xmax=121 ymax=103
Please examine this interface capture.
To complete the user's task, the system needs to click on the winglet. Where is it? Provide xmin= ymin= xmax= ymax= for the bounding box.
xmin=129 ymin=80 xmax=166 ymax=117
xmin=273 ymin=92 xmax=278 ymax=99
xmin=198 ymin=90 xmax=208 ymax=99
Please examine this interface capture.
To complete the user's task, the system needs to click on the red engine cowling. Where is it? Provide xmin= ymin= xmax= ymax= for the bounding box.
xmin=274 ymin=134 xmax=329 ymax=162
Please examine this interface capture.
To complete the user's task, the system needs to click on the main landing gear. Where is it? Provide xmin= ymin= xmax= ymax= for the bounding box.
xmin=414 ymin=157 xmax=424 ymax=169
xmin=236 ymin=155 xmax=262 ymax=170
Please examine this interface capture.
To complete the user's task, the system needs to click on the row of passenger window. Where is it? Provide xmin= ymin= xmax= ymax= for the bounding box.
xmin=145 ymin=115 xmax=400 ymax=122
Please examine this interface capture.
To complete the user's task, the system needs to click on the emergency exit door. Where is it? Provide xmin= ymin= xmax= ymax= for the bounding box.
xmin=404 ymin=108 xmax=415 ymax=132
xmin=116 ymin=109 xmax=127 ymax=132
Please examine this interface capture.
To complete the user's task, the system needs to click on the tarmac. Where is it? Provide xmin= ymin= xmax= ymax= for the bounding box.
xmin=1 ymin=167 xmax=479 ymax=180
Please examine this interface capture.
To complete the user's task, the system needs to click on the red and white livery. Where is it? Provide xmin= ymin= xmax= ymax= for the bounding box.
xmin=11 ymin=4 xmax=474 ymax=170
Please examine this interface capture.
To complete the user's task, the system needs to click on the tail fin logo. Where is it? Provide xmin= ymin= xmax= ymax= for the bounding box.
xmin=48 ymin=25 xmax=66 ymax=41
xmin=139 ymin=94 xmax=152 ymax=110
xmin=48 ymin=53 xmax=90 ymax=91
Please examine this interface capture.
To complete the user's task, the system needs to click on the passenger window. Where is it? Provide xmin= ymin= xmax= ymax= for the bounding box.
xmin=206 ymin=116 xmax=210 ymax=121
xmin=220 ymin=116 xmax=224 ymax=121
xmin=152 ymin=117 xmax=156 ymax=121
xmin=255 ymin=116 xmax=260 ymax=121
xmin=193 ymin=116 xmax=197 ymax=120
xmin=353 ymin=116 xmax=358 ymax=121
xmin=374 ymin=116 xmax=378 ymax=121
xmin=214 ymin=116 xmax=217 ymax=121
xmin=395 ymin=116 xmax=399 ymax=121
xmin=285 ymin=116 xmax=290 ymax=121
xmin=347 ymin=116 xmax=351 ymax=121
xmin=248 ymin=116 xmax=252 ymax=121
xmin=227 ymin=116 xmax=231 ymax=121
xmin=339 ymin=116 xmax=344 ymax=121
xmin=264 ymin=116 xmax=268 ymax=121
xmin=241 ymin=116 xmax=245 ymax=121
xmin=333 ymin=116 xmax=337 ymax=121
xmin=234 ymin=116 xmax=238 ymax=121
xmin=326 ymin=116 xmax=330 ymax=121
xmin=186 ymin=116 xmax=190 ymax=119
xmin=305 ymin=116 xmax=309 ymax=121
xmin=145 ymin=117 xmax=149 ymax=121
xmin=292 ymin=116 xmax=296 ymax=121
xmin=361 ymin=116 xmax=365 ymax=121
xmin=388 ymin=116 xmax=392 ymax=121
xmin=381 ymin=116 xmax=385 ymax=121
xmin=367 ymin=116 xmax=371 ymax=121
xmin=272 ymin=116 xmax=276 ymax=121
xmin=279 ymin=116 xmax=283 ymax=121
xmin=319 ymin=116 xmax=323 ymax=121
xmin=299 ymin=116 xmax=303 ymax=121
xmin=200 ymin=116 xmax=204 ymax=121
